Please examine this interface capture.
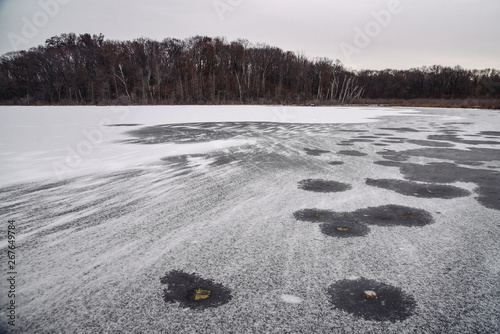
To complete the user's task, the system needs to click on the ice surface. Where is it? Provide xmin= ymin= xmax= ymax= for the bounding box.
xmin=1 ymin=106 xmax=499 ymax=333
xmin=0 ymin=105 xmax=417 ymax=186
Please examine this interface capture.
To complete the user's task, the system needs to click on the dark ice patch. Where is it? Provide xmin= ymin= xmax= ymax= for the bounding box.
xmin=304 ymin=148 xmax=330 ymax=156
xmin=293 ymin=208 xmax=332 ymax=223
xmin=342 ymin=139 xmax=375 ymax=143
xmin=394 ymin=147 xmax=500 ymax=164
xmin=397 ymin=162 xmax=500 ymax=210
xmin=357 ymin=204 xmax=434 ymax=227
xmin=407 ymin=140 xmax=455 ymax=148
xmin=210 ymin=155 xmax=239 ymax=166
xmin=293 ymin=209 xmax=369 ymax=238
xmin=298 ymin=179 xmax=352 ymax=193
xmin=458 ymin=161 xmax=484 ymax=166
xmin=400 ymin=162 xmax=468 ymax=183
xmin=21 ymin=180 xmax=70 ymax=195
xmin=437 ymin=130 xmax=460 ymax=134
xmin=366 ymin=178 xmax=471 ymax=199
xmin=373 ymin=143 xmax=389 ymax=147
xmin=443 ymin=122 xmax=473 ymax=125
xmin=379 ymin=127 xmax=419 ymax=133
xmin=161 ymin=155 xmax=190 ymax=166
xmin=327 ymin=278 xmax=416 ymax=322
xmin=161 ymin=154 xmax=205 ymax=168
xmin=338 ymin=150 xmax=368 ymax=157
xmin=479 ymin=131 xmax=500 ymax=137
xmin=173 ymin=170 xmax=192 ymax=177
xmin=160 ymin=270 xmax=232 ymax=310
xmin=428 ymin=135 xmax=500 ymax=145
xmin=124 ymin=124 xmax=237 ymax=144
xmin=383 ymin=155 xmax=410 ymax=162
xmin=377 ymin=150 xmax=410 ymax=162
xmin=293 ymin=205 xmax=434 ymax=238
xmin=328 ymin=161 xmax=344 ymax=166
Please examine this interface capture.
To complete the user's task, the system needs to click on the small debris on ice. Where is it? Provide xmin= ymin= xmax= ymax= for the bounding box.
xmin=280 ymin=294 xmax=303 ymax=304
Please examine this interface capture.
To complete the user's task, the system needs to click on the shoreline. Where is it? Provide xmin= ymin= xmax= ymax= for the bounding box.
xmin=1 ymin=99 xmax=499 ymax=110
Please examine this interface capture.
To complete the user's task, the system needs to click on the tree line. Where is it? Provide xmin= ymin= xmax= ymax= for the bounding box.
xmin=0 ymin=33 xmax=499 ymax=106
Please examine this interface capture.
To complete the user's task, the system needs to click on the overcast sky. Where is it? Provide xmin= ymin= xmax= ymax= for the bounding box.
xmin=0 ymin=0 xmax=499 ymax=70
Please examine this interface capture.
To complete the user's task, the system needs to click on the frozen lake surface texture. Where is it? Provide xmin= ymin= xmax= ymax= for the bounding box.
xmin=0 ymin=106 xmax=499 ymax=333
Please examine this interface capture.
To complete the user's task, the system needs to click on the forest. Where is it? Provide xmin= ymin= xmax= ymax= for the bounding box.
xmin=1 ymin=33 xmax=499 ymax=108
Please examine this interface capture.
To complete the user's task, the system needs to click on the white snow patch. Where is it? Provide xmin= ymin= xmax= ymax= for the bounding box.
xmin=280 ymin=294 xmax=303 ymax=304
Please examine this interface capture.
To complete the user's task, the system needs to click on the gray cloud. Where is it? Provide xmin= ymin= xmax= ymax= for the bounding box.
xmin=0 ymin=0 xmax=498 ymax=70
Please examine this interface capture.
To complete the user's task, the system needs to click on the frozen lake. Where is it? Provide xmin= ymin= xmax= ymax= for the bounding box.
xmin=0 ymin=105 xmax=418 ymax=186
xmin=0 ymin=106 xmax=499 ymax=333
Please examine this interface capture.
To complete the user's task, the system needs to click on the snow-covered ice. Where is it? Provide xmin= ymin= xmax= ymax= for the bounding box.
xmin=0 ymin=106 xmax=499 ymax=333
xmin=0 ymin=105 xmax=417 ymax=186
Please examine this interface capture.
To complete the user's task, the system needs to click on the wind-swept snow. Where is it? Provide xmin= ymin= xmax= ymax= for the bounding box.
xmin=1 ymin=106 xmax=499 ymax=333
xmin=0 ymin=105 xmax=417 ymax=185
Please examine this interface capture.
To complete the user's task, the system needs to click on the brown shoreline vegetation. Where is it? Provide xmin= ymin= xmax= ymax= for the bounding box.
xmin=2 ymin=98 xmax=498 ymax=110
xmin=354 ymin=98 xmax=500 ymax=110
